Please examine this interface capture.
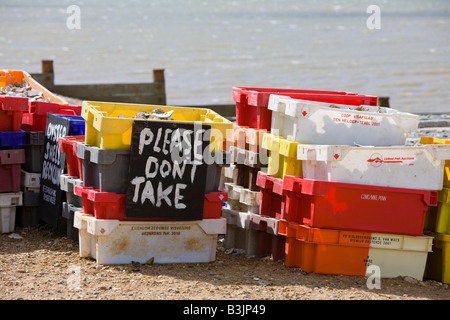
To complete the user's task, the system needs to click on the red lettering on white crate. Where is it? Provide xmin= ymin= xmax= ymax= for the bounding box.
xmin=367 ymin=154 xmax=415 ymax=167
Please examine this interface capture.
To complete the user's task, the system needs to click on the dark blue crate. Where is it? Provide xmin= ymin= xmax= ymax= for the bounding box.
xmin=0 ymin=131 xmax=26 ymax=150
xmin=54 ymin=114 xmax=86 ymax=136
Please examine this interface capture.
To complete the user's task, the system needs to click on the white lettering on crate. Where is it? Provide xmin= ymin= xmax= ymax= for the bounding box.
xmin=361 ymin=194 xmax=387 ymax=201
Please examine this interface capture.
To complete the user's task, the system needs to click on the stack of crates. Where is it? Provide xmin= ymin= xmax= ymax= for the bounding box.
xmin=0 ymin=71 xmax=28 ymax=232
xmin=221 ymin=87 xmax=379 ymax=261
xmin=421 ymin=137 xmax=450 ymax=284
xmin=69 ymin=100 xmax=232 ymax=265
xmin=0 ymin=69 xmax=82 ymax=230
xmin=265 ymin=93 xmax=449 ymax=281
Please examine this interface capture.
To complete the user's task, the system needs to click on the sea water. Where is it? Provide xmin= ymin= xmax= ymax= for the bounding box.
xmin=0 ymin=0 xmax=449 ymax=113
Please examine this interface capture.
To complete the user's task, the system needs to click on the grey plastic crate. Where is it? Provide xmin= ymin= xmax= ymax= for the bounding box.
xmin=205 ymin=151 xmax=231 ymax=194
xmin=77 ymin=143 xmax=131 ymax=194
xmin=62 ymin=202 xmax=81 ymax=241
xmin=16 ymin=206 xmax=40 ymax=228
xmin=60 ymin=174 xmax=83 ymax=207
xmin=23 ymin=132 xmax=45 ymax=173
xmin=22 ymin=190 xmax=40 ymax=207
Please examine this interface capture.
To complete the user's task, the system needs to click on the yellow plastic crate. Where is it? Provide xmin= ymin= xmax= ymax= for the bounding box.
xmin=425 ymin=232 xmax=450 ymax=284
xmin=261 ymin=133 xmax=302 ymax=179
xmin=436 ymin=188 xmax=450 ymax=234
xmin=81 ymin=101 xmax=233 ymax=151
xmin=420 ymin=136 xmax=450 ymax=188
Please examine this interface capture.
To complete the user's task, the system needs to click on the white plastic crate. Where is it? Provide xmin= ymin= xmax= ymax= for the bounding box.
xmin=74 ymin=212 xmax=226 ymax=265
xmin=0 ymin=192 xmax=22 ymax=233
xmin=297 ymin=144 xmax=450 ymax=190
xmin=268 ymin=94 xmax=419 ymax=146
xmin=20 ymin=170 xmax=41 ymax=192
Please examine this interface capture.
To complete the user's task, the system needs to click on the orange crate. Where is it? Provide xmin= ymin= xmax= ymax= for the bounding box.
xmin=278 ymin=220 xmax=433 ymax=280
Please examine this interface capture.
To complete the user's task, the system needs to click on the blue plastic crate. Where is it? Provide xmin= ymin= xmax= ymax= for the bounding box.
xmin=0 ymin=131 xmax=26 ymax=150
xmin=54 ymin=114 xmax=86 ymax=136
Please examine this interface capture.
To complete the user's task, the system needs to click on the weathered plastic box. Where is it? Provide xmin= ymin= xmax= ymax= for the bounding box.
xmin=22 ymin=101 xmax=81 ymax=132
xmin=279 ymin=220 xmax=433 ymax=280
xmin=0 ymin=96 xmax=29 ymax=132
xmin=81 ymin=101 xmax=233 ymax=152
xmin=226 ymin=124 xmax=268 ymax=153
xmin=60 ymin=174 xmax=83 ymax=207
xmin=77 ymin=143 xmax=130 ymax=194
xmin=0 ymin=192 xmax=23 ymax=233
xmin=268 ymin=94 xmax=419 ymax=146
xmin=297 ymin=144 xmax=450 ymax=190
xmin=221 ymin=208 xmax=284 ymax=260
xmin=261 ymin=133 xmax=302 ymax=179
xmin=16 ymin=190 xmax=40 ymax=228
xmin=23 ymin=131 xmax=45 ymax=173
xmin=248 ymin=213 xmax=285 ymax=261
xmin=221 ymin=207 xmax=255 ymax=254
xmin=282 ymin=175 xmax=437 ymax=236
xmin=232 ymin=86 xmax=377 ymax=130
xmin=0 ymin=131 xmax=26 ymax=150
xmin=420 ymin=136 xmax=450 ymax=188
xmin=74 ymin=211 xmax=226 ymax=265
xmin=0 ymin=149 xmax=25 ymax=192
xmin=205 ymin=152 xmax=231 ymax=194
xmin=58 ymin=135 xmax=85 ymax=179
xmin=21 ymin=170 xmax=41 ymax=192
xmin=62 ymin=202 xmax=81 ymax=241
xmin=256 ymin=172 xmax=286 ymax=219
xmin=435 ymin=188 xmax=450 ymax=234
xmin=425 ymin=232 xmax=450 ymax=284
xmin=229 ymin=146 xmax=268 ymax=168
xmin=223 ymin=183 xmax=260 ymax=214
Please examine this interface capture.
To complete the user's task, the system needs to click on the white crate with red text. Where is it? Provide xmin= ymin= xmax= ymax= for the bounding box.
xmin=268 ymin=94 xmax=419 ymax=146
xmin=297 ymin=144 xmax=450 ymax=190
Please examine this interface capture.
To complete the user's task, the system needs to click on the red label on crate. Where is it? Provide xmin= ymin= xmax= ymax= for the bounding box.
xmin=331 ymin=112 xmax=381 ymax=127
xmin=367 ymin=153 xmax=415 ymax=167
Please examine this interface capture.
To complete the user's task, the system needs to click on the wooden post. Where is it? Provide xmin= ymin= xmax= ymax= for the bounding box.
xmin=153 ymin=69 xmax=165 ymax=83
xmin=378 ymin=96 xmax=390 ymax=108
xmin=41 ymin=60 xmax=54 ymax=73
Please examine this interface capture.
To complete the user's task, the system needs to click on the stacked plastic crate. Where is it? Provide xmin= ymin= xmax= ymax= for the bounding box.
xmin=0 ymin=69 xmax=82 ymax=229
xmin=221 ymin=87 xmax=379 ymax=261
xmin=0 ymin=91 xmax=27 ymax=233
xmin=420 ymin=136 xmax=450 ymax=284
xmin=69 ymin=101 xmax=232 ymax=265
xmin=265 ymin=94 xmax=450 ymax=280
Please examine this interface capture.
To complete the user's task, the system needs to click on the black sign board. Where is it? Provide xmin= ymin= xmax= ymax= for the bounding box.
xmin=125 ymin=120 xmax=211 ymax=220
xmin=37 ymin=113 xmax=68 ymax=227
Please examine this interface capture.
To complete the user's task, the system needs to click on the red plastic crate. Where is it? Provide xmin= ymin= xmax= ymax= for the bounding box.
xmin=204 ymin=191 xmax=227 ymax=219
xmin=22 ymin=101 xmax=82 ymax=132
xmin=256 ymin=171 xmax=286 ymax=219
xmin=58 ymin=135 xmax=85 ymax=179
xmin=0 ymin=96 xmax=29 ymax=131
xmin=74 ymin=184 xmax=226 ymax=221
xmin=0 ymin=149 xmax=25 ymax=192
xmin=282 ymin=175 xmax=438 ymax=236
xmin=232 ymin=87 xmax=378 ymax=130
